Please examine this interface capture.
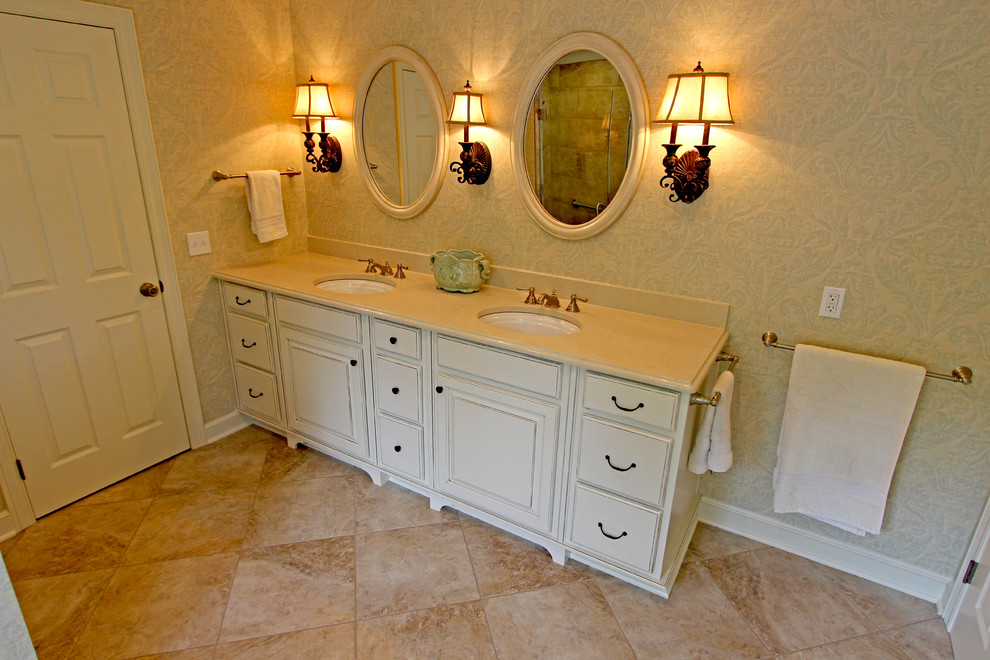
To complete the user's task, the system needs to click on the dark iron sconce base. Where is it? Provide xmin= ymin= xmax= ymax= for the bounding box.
xmin=660 ymin=144 xmax=714 ymax=204
xmin=303 ymin=132 xmax=342 ymax=173
xmin=450 ymin=141 xmax=491 ymax=185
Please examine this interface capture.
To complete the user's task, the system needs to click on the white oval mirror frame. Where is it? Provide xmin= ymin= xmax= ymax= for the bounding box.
xmin=353 ymin=46 xmax=448 ymax=219
xmin=511 ymin=33 xmax=650 ymax=240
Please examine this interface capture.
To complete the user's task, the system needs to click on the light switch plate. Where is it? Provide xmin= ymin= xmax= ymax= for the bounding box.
xmin=186 ymin=231 xmax=211 ymax=256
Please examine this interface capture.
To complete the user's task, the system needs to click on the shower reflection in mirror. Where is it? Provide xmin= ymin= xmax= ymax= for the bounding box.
xmin=523 ymin=51 xmax=632 ymax=226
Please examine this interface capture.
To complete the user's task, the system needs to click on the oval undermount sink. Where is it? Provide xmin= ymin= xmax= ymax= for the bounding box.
xmin=478 ymin=306 xmax=581 ymax=336
xmin=314 ymin=274 xmax=396 ymax=294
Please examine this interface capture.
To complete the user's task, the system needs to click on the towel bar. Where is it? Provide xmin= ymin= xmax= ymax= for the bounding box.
xmin=690 ymin=351 xmax=740 ymax=407
xmin=761 ymin=332 xmax=973 ymax=384
xmin=211 ymin=168 xmax=301 ymax=181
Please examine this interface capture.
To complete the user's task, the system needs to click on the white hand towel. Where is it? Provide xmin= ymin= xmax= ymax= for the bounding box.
xmin=245 ymin=170 xmax=287 ymax=243
xmin=688 ymin=370 xmax=734 ymax=474
xmin=773 ymin=344 xmax=926 ymax=535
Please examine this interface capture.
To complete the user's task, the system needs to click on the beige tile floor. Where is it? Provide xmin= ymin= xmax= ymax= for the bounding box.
xmin=0 ymin=426 xmax=955 ymax=659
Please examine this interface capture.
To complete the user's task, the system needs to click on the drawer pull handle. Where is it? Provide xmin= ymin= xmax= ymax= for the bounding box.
xmin=389 ymin=337 xmax=398 ymax=344
xmin=611 ymin=395 xmax=644 ymax=413
xmin=598 ymin=522 xmax=628 ymax=540
xmin=391 ymin=387 xmax=400 ymax=395
xmin=605 ymin=455 xmax=636 ymax=472
xmin=436 ymin=386 xmax=444 ymax=394
xmin=240 ymin=339 xmax=257 ymax=348
xmin=234 ymin=296 xmax=251 ymax=306
xmin=350 ymin=359 xmax=358 ymax=366
xmin=394 ymin=445 xmax=402 ymax=452
xmin=248 ymin=388 xmax=264 ymax=399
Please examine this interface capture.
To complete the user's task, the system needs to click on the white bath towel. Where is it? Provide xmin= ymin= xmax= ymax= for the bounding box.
xmin=773 ymin=344 xmax=926 ymax=535
xmin=245 ymin=170 xmax=287 ymax=243
xmin=688 ymin=370 xmax=734 ymax=474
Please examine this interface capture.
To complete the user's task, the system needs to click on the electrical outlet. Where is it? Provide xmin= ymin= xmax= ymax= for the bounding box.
xmin=186 ymin=231 xmax=211 ymax=256
xmin=819 ymin=286 xmax=846 ymax=318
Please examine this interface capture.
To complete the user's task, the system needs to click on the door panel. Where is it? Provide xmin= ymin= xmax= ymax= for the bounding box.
xmin=0 ymin=12 xmax=189 ymax=515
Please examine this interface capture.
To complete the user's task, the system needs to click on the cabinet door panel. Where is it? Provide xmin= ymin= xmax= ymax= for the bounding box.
xmin=279 ymin=328 xmax=369 ymax=458
xmin=435 ymin=373 xmax=560 ymax=533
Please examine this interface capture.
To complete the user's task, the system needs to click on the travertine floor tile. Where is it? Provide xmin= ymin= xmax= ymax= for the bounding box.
xmin=160 ymin=430 xmax=271 ymax=495
xmin=776 ymin=631 xmax=911 ymax=659
xmin=705 ymin=547 xmax=876 ymax=654
xmin=461 ymin=517 xmax=588 ymax=597
xmin=130 ymin=647 xmax=215 ymax=659
xmin=355 ymin=522 xmax=478 ymax=618
xmin=123 ymin=488 xmax=255 ymax=564
xmin=73 ymin=553 xmax=239 ymax=659
xmin=12 ymin=568 xmax=113 ymax=659
xmin=597 ymin=562 xmax=770 ymax=659
xmin=3 ymin=499 xmax=151 ymax=580
xmin=78 ymin=459 xmax=174 ymax=506
xmin=354 ymin=478 xmax=456 ymax=534
xmin=214 ymin=622 xmax=356 ymax=659
xmin=219 ymin=537 xmax=355 ymax=643
xmin=261 ymin=439 xmax=361 ymax=482
xmin=683 ymin=522 xmax=767 ymax=563
xmin=484 ymin=580 xmax=635 ymax=659
xmin=356 ymin=601 xmax=496 ymax=659
xmin=244 ymin=476 xmax=355 ymax=547
xmin=816 ymin=564 xmax=938 ymax=629
xmin=0 ymin=533 xmax=21 ymax=556
xmin=885 ymin=619 xmax=955 ymax=660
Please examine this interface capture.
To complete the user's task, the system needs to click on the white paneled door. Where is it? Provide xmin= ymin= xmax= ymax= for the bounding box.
xmin=0 ymin=12 xmax=189 ymax=515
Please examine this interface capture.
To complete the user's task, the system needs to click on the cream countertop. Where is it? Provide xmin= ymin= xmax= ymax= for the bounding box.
xmin=213 ymin=253 xmax=729 ymax=392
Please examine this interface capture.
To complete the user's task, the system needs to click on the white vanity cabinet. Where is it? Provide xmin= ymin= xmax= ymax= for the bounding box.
xmin=371 ymin=319 xmax=431 ymax=484
xmin=221 ymin=282 xmax=282 ymax=424
xmin=275 ymin=296 xmax=372 ymax=460
xmin=433 ymin=336 xmax=570 ymax=535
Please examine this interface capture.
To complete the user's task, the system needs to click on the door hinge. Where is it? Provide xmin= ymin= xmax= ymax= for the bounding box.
xmin=963 ymin=560 xmax=979 ymax=584
xmin=159 ymin=280 xmax=164 ymax=293
xmin=15 ymin=459 xmax=25 ymax=480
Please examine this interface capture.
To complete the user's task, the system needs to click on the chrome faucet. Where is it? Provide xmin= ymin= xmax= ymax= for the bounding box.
xmin=566 ymin=294 xmax=588 ymax=312
xmin=538 ymin=290 xmax=560 ymax=308
xmin=359 ymin=258 xmax=376 ymax=273
xmin=374 ymin=260 xmax=394 ymax=276
xmin=360 ymin=259 xmax=392 ymax=276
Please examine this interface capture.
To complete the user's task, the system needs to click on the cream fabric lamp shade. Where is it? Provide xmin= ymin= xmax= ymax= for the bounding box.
xmin=293 ymin=76 xmax=337 ymax=130
xmin=447 ymin=82 xmax=487 ymax=125
xmin=655 ymin=70 xmax=733 ymax=125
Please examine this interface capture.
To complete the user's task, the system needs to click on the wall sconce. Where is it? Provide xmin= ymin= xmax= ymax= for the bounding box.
xmin=447 ymin=81 xmax=491 ymax=185
xmin=293 ymin=76 xmax=342 ymax=173
xmin=654 ymin=62 xmax=733 ymax=203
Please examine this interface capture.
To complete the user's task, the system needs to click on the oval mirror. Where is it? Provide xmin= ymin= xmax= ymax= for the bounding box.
xmin=354 ymin=46 xmax=447 ymax=219
xmin=512 ymin=33 xmax=650 ymax=239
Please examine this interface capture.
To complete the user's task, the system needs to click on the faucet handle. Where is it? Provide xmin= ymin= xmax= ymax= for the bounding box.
xmin=517 ymin=286 xmax=538 ymax=305
xmin=359 ymin=258 xmax=376 ymax=273
xmin=394 ymin=264 xmax=408 ymax=278
xmin=566 ymin=294 xmax=589 ymax=313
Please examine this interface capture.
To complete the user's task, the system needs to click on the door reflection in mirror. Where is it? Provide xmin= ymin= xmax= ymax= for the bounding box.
xmin=524 ymin=51 xmax=631 ymax=226
xmin=363 ymin=62 xmax=437 ymax=205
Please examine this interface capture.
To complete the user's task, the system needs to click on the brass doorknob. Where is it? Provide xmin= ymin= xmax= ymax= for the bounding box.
xmin=139 ymin=282 xmax=160 ymax=297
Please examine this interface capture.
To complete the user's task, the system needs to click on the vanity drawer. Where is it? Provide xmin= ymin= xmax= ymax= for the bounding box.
xmin=375 ymin=357 xmax=422 ymax=423
xmin=226 ymin=313 xmax=273 ymax=371
xmin=377 ymin=415 xmax=425 ymax=481
xmin=276 ymin=296 xmax=361 ymax=343
xmin=233 ymin=363 xmax=279 ymax=422
xmin=583 ymin=373 xmax=678 ymax=432
xmin=373 ymin=319 xmax=421 ymax=361
xmin=436 ymin=336 xmax=562 ymax=398
xmin=569 ymin=485 xmax=660 ymax=572
xmin=576 ymin=416 xmax=670 ymax=506
xmin=222 ymin=281 xmax=268 ymax=319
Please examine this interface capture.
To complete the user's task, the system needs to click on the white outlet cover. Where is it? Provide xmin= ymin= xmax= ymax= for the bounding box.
xmin=819 ymin=286 xmax=845 ymax=318
xmin=186 ymin=231 xmax=211 ymax=256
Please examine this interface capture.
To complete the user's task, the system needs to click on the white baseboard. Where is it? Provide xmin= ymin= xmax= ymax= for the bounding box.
xmin=0 ymin=510 xmax=16 ymax=543
xmin=698 ymin=498 xmax=950 ymax=612
xmin=203 ymin=411 xmax=252 ymax=444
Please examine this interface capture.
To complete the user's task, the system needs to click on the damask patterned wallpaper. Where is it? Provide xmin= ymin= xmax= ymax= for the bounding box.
xmin=289 ymin=0 xmax=990 ymax=576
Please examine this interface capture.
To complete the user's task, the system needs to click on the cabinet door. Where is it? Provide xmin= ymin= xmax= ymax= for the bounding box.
xmin=435 ymin=373 xmax=561 ymax=533
xmin=279 ymin=328 xmax=369 ymax=458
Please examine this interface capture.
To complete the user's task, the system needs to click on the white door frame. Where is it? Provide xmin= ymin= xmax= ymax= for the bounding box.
xmin=0 ymin=0 xmax=206 ymax=529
